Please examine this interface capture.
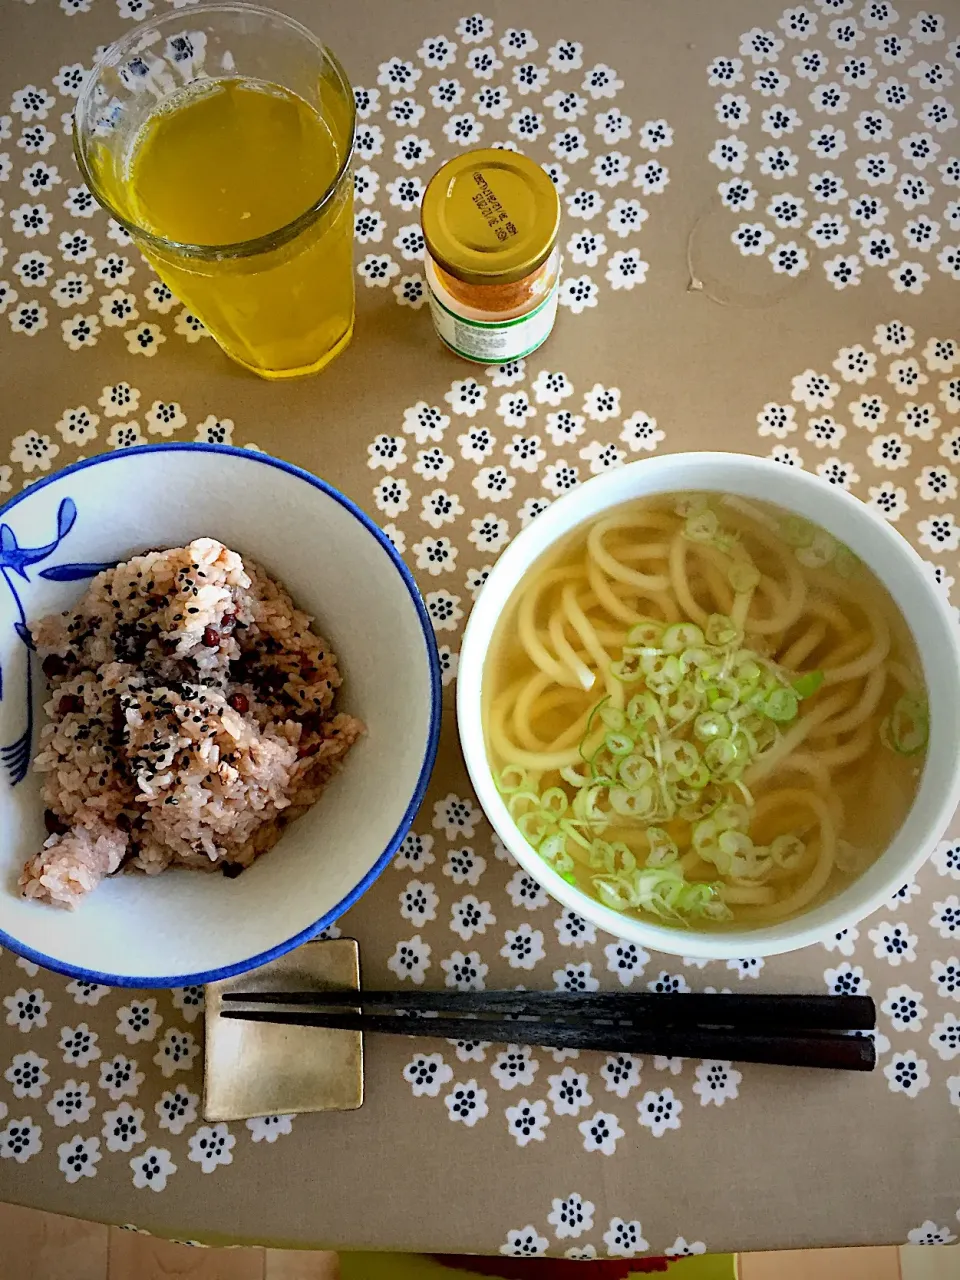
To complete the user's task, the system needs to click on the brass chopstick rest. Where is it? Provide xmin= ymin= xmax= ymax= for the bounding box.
xmin=203 ymin=937 xmax=363 ymax=1121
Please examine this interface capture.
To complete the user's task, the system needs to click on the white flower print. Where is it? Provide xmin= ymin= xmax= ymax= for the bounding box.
xmin=5 ymin=1051 xmax=49 ymax=1100
xmin=500 ymin=27 xmax=538 ymax=58
xmin=443 ymin=844 xmax=485 ymax=888
xmin=931 ymin=896 xmax=960 ymax=939
xmin=12 ymin=251 xmax=54 ymax=287
xmin=933 ymin=841 xmax=960 ymax=879
xmin=884 ymin=1049 xmax=930 ymax=1096
xmin=387 ymin=935 xmax=432 ymax=985
xmin=466 ymin=513 xmax=510 ymax=553
xmin=769 ymin=240 xmax=809 ymax=275
xmin=907 ymin=1222 xmax=958 ymax=1247
xmin=501 ymin=1226 xmax=548 ymax=1258
xmin=668 ymin=1238 xmax=708 ymax=1257
xmin=578 ymin=1109 xmax=624 ymax=1155
xmin=403 ymin=1051 xmax=453 ymax=1098
xmin=357 ymin=253 xmax=400 ymax=287
xmin=619 ymin=410 xmax=664 ymax=453
xmin=707 ymin=57 xmax=745 ymax=89
xmin=451 ymin=1038 xmax=490 ymax=1064
xmin=606 ymin=249 xmax=648 ymax=289
xmin=554 ymin=961 xmax=601 ymax=994
xmin=10 ymin=299 xmax=49 ymax=336
xmin=393 ymin=273 xmax=425 ymax=309
xmin=637 ymin=1086 xmax=683 ymax=1136
xmin=125 ymin=322 xmax=165 ymax=357
xmin=115 ymin=1000 xmax=161 ymax=1046
xmin=917 ymin=466 xmax=957 ymax=504
xmin=143 ymin=400 xmax=185 ymax=438
xmin=757 ymin=402 xmax=798 ymax=438
xmin=728 ymin=957 xmax=764 ymax=980
xmin=46 ymin=1079 xmax=96 ymax=1128
xmin=634 ymin=160 xmax=669 ymax=194
xmin=554 ymin=909 xmax=596 ymax=949
xmin=433 ymin=793 xmax=479 ymax=840
xmin=603 ymin=1217 xmax=648 ymax=1257
xmin=548 ymin=1192 xmax=595 ymax=1239
xmin=792 ymin=368 xmax=840 ymax=410
xmin=57 ymin=1134 xmax=100 ymax=1184
xmin=531 ymin=369 xmax=573 ymax=406
xmin=693 ymin=1060 xmax=743 ymax=1106
xmin=491 ymin=1044 xmax=539 ymax=1091
xmin=512 ymin=62 xmax=550 ymax=97
xmin=245 ymin=1114 xmax=294 ymax=1144
xmin=548 ymin=1065 xmax=593 ymax=1116
xmin=580 ymin=440 xmax=625 ymax=473
xmin=822 ymin=926 xmax=861 ymax=958
xmin=501 ymin=923 xmax=547 ymax=970
xmin=417 ymin=35 xmax=456 ymax=70
xmin=603 ymin=939 xmax=650 ymax=987
xmin=504 ymin=1097 xmax=550 ymax=1146
xmin=581 ymin=63 xmax=623 ymax=100
xmin=395 ymin=830 xmax=435 ymax=873
xmin=11 ymin=86 xmax=56 ymax=123
xmin=850 ymin=393 xmax=889 ymax=430
xmin=709 ymin=136 xmax=749 ymax=174
xmin=99 ymin=288 xmax=138 ymax=328
xmin=868 ymin=481 xmax=909 ymax=520
xmin=716 ymin=94 xmax=751 ymax=131
xmin=930 ymin=1013 xmax=960 ymax=1061
xmin=740 ymin=27 xmax=784 ymax=63
xmin=60 ymin=309 xmax=101 ymax=350
xmin=102 ymin=1102 xmax=145 ymax=1153
xmin=647 ymin=971 xmax=691 ymax=995
xmin=767 ymin=192 xmax=807 ymax=228
xmin=732 ymin=222 xmax=775 ymax=256
xmin=413 ymin=535 xmax=457 ymax=577
xmin=881 ymin=984 xmax=927 ymax=1033
xmin=566 ymin=228 xmax=606 ymax=267
xmin=450 ymin=894 xmax=495 ymax=940
xmin=444 ymin=1079 xmax=489 ymax=1126
xmin=754 ymin=67 xmax=791 ymax=96
xmin=10 ymin=430 xmax=60 ymax=473
xmin=154 ymin=1086 xmax=199 ymax=1136
xmin=187 ymin=1123 xmax=235 ymax=1173
xmin=354 ymin=208 xmax=386 ymax=245
xmin=869 ymin=920 xmax=918 ymax=965
xmin=762 ymin=106 xmax=802 ymax=139
xmin=377 ymin=57 xmax=421 ymax=95
xmin=421 ymin=487 xmax=465 ymax=530
xmin=353 ymin=86 xmax=380 ymax=121
xmin=600 ymin=1054 xmax=642 ymax=1098
xmin=399 ymin=879 xmax=440 ymax=926
xmin=14 ymin=959 xmax=39 ymax=979
xmin=918 ymin=514 xmax=960 ymax=552
xmin=506 ymin=869 xmax=550 ymax=910
xmin=99 ymin=1054 xmax=143 ymax=1102
xmin=441 ymin=949 xmax=488 ymax=991
xmin=465 ymin=46 xmax=503 ymax=81
xmin=152 ymin=1029 xmax=199 ymax=1078
xmin=0 ymin=1116 xmax=42 ymax=1164
xmin=445 ymin=112 xmax=484 ymax=146
xmin=10 ymin=201 xmax=55 ymax=240
xmin=932 ymin=957 xmax=960 ymax=1001
xmin=834 ymin=344 xmax=877 ymax=383
xmin=888 ymin=357 xmax=928 ymax=395
xmin=941 ymin=377 xmax=960 ymax=413
xmin=130 ymin=1146 xmax=176 ymax=1192
xmin=816 ymin=456 xmax=859 ymax=488
xmin=57 ymin=1023 xmax=99 ymax=1068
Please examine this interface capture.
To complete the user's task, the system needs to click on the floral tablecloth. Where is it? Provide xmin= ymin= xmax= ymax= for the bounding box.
xmin=1 ymin=0 xmax=959 ymax=1260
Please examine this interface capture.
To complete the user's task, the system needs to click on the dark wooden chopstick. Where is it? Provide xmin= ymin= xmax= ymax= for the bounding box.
xmin=219 ymin=1006 xmax=875 ymax=1071
xmin=220 ymin=989 xmax=876 ymax=1032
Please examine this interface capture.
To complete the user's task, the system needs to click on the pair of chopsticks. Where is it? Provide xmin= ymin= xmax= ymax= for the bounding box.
xmin=220 ymin=989 xmax=877 ymax=1071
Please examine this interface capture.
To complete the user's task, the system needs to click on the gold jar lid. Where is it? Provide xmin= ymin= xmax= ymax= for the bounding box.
xmin=421 ymin=148 xmax=560 ymax=287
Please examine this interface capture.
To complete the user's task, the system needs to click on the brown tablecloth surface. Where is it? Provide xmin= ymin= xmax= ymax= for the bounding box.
xmin=1 ymin=0 xmax=959 ymax=1259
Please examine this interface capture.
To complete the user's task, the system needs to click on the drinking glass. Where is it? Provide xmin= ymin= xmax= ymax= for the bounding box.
xmin=75 ymin=3 xmax=356 ymax=379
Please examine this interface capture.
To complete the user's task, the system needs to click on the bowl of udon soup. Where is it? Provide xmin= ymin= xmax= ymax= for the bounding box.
xmin=458 ymin=452 xmax=960 ymax=959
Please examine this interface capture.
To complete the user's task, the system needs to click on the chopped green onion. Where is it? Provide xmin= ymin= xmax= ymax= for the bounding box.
xmin=705 ymin=614 xmax=740 ymax=646
xmin=618 ymin=754 xmax=653 ymax=789
xmin=763 ymin=687 xmax=799 ymax=722
xmin=882 ymin=693 xmax=929 ymax=756
xmin=497 ymin=766 xmax=529 ymax=795
xmin=792 ymin=669 xmax=824 ymax=699
xmin=540 ymin=787 xmax=569 ymax=817
xmin=605 ymin=731 xmax=634 ymax=757
xmin=694 ymin=711 xmax=732 ymax=741
xmin=685 ymin=509 xmax=719 ymax=543
xmin=627 ymin=620 xmax=664 ymax=647
xmin=781 ymin=515 xmax=816 ymax=548
xmin=662 ymin=622 xmax=705 ymax=654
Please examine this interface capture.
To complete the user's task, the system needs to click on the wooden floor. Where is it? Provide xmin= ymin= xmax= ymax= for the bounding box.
xmin=1 ymin=1204 xmax=958 ymax=1279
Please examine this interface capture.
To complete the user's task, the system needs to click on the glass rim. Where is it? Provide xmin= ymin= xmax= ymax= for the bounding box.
xmin=73 ymin=1 xmax=357 ymax=261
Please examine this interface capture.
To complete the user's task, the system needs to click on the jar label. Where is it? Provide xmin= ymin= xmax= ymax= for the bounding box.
xmin=426 ymin=277 xmax=560 ymax=364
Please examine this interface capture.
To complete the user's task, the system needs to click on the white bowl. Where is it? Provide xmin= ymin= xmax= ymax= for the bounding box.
xmin=458 ymin=452 xmax=960 ymax=959
xmin=0 ymin=444 xmax=440 ymax=986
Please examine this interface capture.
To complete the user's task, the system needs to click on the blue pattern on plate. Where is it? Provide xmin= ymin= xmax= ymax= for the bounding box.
xmin=0 ymin=496 xmax=113 ymax=785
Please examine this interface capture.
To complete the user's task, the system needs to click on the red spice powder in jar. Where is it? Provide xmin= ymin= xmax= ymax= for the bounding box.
xmin=421 ymin=147 xmax=561 ymax=363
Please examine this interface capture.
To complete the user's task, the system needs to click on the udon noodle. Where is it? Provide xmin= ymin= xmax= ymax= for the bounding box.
xmin=483 ymin=493 xmax=928 ymax=929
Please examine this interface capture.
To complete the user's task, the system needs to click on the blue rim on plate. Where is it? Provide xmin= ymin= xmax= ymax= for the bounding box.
xmin=0 ymin=443 xmax=443 ymax=988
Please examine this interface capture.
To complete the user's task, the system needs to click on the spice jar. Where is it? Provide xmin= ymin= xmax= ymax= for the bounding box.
xmin=421 ymin=148 xmax=561 ymax=364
